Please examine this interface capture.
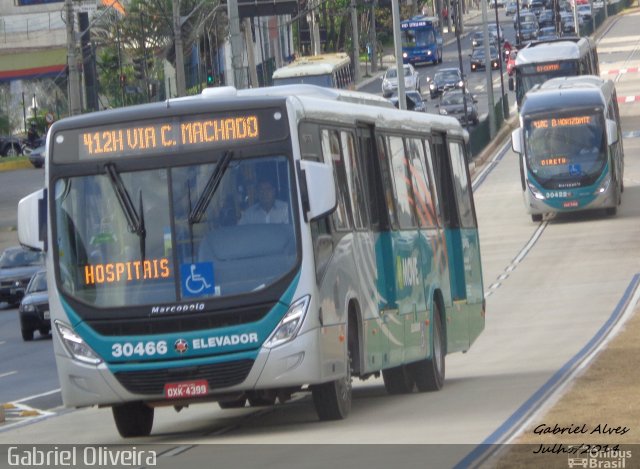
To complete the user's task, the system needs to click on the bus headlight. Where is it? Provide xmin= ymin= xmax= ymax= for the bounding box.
xmin=264 ymin=296 xmax=310 ymax=349
xmin=527 ymin=180 xmax=545 ymax=200
xmin=402 ymin=52 xmax=408 ymax=59
xmin=55 ymin=321 xmax=102 ymax=365
xmin=594 ymin=174 xmax=611 ymax=194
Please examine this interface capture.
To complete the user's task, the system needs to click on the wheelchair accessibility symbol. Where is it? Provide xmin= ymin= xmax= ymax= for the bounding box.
xmin=181 ymin=262 xmax=215 ymax=297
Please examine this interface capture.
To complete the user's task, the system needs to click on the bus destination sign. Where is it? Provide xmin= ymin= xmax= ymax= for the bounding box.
xmin=531 ymin=115 xmax=592 ymax=129
xmin=80 ymin=115 xmax=260 ymax=159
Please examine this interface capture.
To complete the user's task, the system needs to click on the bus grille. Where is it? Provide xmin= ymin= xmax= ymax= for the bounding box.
xmin=86 ymin=305 xmax=270 ymax=336
xmin=113 ymin=359 xmax=254 ymax=395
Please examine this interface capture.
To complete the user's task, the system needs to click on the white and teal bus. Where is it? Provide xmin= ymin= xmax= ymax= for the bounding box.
xmin=511 ymin=76 xmax=624 ymax=222
xmin=18 ymin=85 xmax=485 ymax=438
xmin=509 ymin=37 xmax=600 ymax=109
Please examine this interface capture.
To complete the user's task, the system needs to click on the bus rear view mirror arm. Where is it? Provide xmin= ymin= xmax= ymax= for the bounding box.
xmin=18 ymin=188 xmax=46 ymax=252
xmin=298 ymin=160 xmax=337 ymax=222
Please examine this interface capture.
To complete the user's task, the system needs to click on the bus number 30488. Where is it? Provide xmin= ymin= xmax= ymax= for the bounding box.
xmin=112 ymin=341 xmax=168 ymax=358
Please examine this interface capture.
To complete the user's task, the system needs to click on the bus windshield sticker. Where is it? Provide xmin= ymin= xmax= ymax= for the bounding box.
xmin=569 ymin=164 xmax=582 ymax=177
xmin=181 ymin=262 xmax=215 ymax=297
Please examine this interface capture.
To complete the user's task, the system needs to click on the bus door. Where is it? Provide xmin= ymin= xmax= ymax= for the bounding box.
xmin=355 ymin=123 xmax=389 ymax=372
xmin=431 ymin=133 xmax=471 ymax=350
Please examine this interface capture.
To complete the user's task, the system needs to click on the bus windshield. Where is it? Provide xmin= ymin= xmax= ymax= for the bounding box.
xmin=53 ymin=155 xmax=297 ymax=307
xmin=273 ymin=74 xmax=333 ymax=87
xmin=402 ymin=27 xmax=436 ymax=48
xmin=524 ymin=112 xmax=606 ymax=185
xmin=516 ymin=61 xmax=579 ymax=104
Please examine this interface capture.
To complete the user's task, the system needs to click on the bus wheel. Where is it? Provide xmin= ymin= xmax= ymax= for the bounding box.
xmin=382 ymin=365 xmax=415 ymax=394
xmin=409 ymin=307 xmax=445 ymax=392
xmin=112 ymin=402 xmax=154 ymax=438
xmin=311 ymin=353 xmax=352 ymax=421
xmin=606 ymin=206 xmax=617 ymax=216
xmin=531 ymin=214 xmax=543 ymax=222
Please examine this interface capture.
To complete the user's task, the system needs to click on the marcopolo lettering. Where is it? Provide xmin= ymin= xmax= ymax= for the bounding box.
xmin=193 ymin=333 xmax=259 ymax=349
xmin=151 ymin=303 xmax=205 ymax=314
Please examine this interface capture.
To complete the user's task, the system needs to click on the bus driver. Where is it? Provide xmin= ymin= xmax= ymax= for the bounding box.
xmin=239 ymin=179 xmax=289 ymax=224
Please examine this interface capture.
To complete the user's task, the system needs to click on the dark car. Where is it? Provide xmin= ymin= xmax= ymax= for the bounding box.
xmin=0 ymin=136 xmax=23 ymax=157
xmin=428 ymin=67 xmax=464 ymax=99
xmin=28 ymin=144 xmax=45 ymax=168
xmin=537 ymin=26 xmax=559 ymax=41
xmin=470 ymin=46 xmax=501 ymax=72
xmin=538 ymin=10 xmax=556 ymax=28
xmin=518 ymin=21 xmax=539 ymax=42
xmin=389 ymin=90 xmax=428 ymax=112
xmin=19 ymin=269 xmax=50 ymax=341
xmin=0 ymin=246 xmax=45 ymax=307
xmin=438 ymin=89 xmax=479 ymax=126
xmin=470 ymin=31 xmax=497 ymax=49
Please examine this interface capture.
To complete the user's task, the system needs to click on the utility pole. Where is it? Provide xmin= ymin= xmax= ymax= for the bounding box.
xmin=243 ymin=18 xmax=259 ymax=87
xmin=65 ymin=0 xmax=81 ymax=116
xmin=173 ymin=0 xmax=187 ymax=96
xmin=370 ymin=0 xmax=378 ymax=73
xmin=227 ymin=0 xmax=247 ymax=88
xmin=351 ymin=0 xmax=361 ymax=84
xmin=481 ymin=0 xmax=496 ymax=137
xmin=391 ymin=0 xmax=405 ymax=109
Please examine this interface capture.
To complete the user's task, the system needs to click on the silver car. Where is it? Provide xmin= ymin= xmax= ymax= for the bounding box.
xmin=382 ymin=64 xmax=420 ymax=98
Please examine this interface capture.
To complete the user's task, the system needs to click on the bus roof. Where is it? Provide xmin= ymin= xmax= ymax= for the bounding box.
xmin=401 ymin=15 xmax=439 ymax=25
xmin=515 ymin=38 xmax=591 ymax=66
xmin=272 ymin=53 xmax=351 ymax=79
xmin=521 ymin=75 xmax=611 ymax=115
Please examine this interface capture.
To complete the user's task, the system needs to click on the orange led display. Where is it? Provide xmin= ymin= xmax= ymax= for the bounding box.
xmin=540 ymin=157 xmax=568 ymax=166
xmin=80 ymin=116 xmax=259 ymax=158
xmin=84 ymin=258 xmax=171 ymax=285
xmin=536 ymin=63 xmax=561 ymax=72
xmin=531 ymin=116 xmax=592 ymax=129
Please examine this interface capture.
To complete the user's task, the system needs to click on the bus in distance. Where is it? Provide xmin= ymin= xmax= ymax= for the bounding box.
xmin=18 ymin=84 xmax=485 ymax=438
xmin=272 ymin=53 xmax=354 ymax=89
xmin=509 ymin=37 xmax=599 ymax=109
xmin=401 ymin=16 xmax=443 ymax=65
xmin=511 ymin=76 xmax=624 ymax=222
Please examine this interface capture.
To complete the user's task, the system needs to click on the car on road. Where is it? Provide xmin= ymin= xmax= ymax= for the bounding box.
xmin=389 ymin=90 xmax=428 ymax=112
xmin=470 ymin=46 xmax=501 ymax=72
xmin=428 ymin=67 xmax=465 ymax=99
xmin=506 ymin=1 xmax=517 ymax=15
xmin=518 ymin=21 xmax=539 ymax=42
xmin=19 ymin=269 xmax=50 ymax=341
xmin=471 ymin=31 xmax=497 ymax=49
xmin=538 ymin=10 xmax=556 ymax=28
xmin=28 ymin=144 xmax=45 ymax=168
xmin=537 ymin=26 xmax=559 ymax=41
xmin=437 ymin=89 xmax=479 ymax=126
xmin=488 ymin=23 xmax=505 ymax=42
xmin=0 ymin=136 xmax=23 ymax=157
xmin=381 ymin=64 xmax=420 ymax=98
xmin=577 ymin=4 xmax=592 ymax=21
xmin=0 ymin=246 xmax=45 ymax=307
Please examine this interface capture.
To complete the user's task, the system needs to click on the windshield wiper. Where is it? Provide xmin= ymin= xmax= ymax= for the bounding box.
xmin=105 ymin=163 xmax=147 ymax=259
xmin=188 ymin=150 xmax=234 ymax=225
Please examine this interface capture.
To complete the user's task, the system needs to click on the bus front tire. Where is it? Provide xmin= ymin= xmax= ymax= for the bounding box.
xmin=409 ymin=307 xmax=445 ymax=392
xmin=311 ymin=355 xmax=352 ymax=421
xmin=531 ymin=214 xmax=543 ymax=222
xmin=112 ymin=402 xmax=154 ymax=438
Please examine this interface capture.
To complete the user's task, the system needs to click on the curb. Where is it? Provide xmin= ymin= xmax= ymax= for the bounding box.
xmin=0 ymin=404 xmax=5 ymax=423
xmin=469 ymin=114 xmax=519 ymax=178
xmin=0 ymin=159 xmax=33 ymax=172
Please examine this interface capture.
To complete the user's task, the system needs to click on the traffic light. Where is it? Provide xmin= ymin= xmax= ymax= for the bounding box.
xmin=206 ymin=70 xmax=214 ymax=87
xmin=133 ymin=57 xmax=145 ymax=81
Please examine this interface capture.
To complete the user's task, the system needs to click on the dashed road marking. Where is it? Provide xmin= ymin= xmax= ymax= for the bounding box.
xmin=0 ymin=371 xmax=17 ymax=378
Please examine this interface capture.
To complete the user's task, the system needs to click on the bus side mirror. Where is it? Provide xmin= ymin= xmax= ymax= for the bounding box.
xmin=511 ymin=128 xmax=523 ymax=154
xmin=508 ymin=77 xmax=514 ymax=91
xmin=298 ymin=160 xmax=336 ymax=222
xmin=606 ymin=118 xmax=618 ymax=146
xmin=18 ymin=188 xmax=46 ymax=252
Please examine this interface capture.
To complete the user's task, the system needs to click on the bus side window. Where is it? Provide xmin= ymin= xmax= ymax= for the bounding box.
xmin=407 ymin=138 xmax=437 ymax=229
xmin=422 ymin=138 xmax=442 ymax=224
xmin=341 ymin=130 xmax=368 ymax=229
xmin=388 ymin=135 xmax=418 ymax=229
xmin=321 ymin=128 xmax=353 ymax=231
xmin=448 ymin=140 xmax=476 ymax=228
xmin=377 ymin=135 xmax=398 ymax=228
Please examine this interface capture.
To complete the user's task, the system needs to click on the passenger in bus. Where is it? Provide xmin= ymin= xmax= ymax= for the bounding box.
xmin=239 ymin=179 xmax=289 ymax=224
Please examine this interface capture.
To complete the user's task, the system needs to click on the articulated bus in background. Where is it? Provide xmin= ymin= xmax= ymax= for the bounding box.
xmin=271 ymin=53 xmax=355 ymax=89
xmin=18 ymin=84 xmax=485 ymax=438
xmin=401 ymin=15 xmax=443 ymax=65
xmin=509 ymin=37 xmax=599 ymax=109
xmin=511 ymin=76 xmax=624 ymax=222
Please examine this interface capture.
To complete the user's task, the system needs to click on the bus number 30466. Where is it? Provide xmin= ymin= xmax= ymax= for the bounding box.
xmin=112 ymin=341 xmax=168 ymax=358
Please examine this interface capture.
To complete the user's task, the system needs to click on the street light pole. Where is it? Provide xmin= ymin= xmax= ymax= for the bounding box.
xmin=494 ymin=1 xmax=508 ymax=119
xmin=391 ymin=0 xmax=406 ymax=109
xmin=481 ymin=0 xmax=496 ymax=137
xmin=454 ymin=1 xmax=470 ymax=130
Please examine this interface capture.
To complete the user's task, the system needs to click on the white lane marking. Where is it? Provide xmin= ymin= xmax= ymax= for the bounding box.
xmin=0 ymin=371 xmax=17 ymax=379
